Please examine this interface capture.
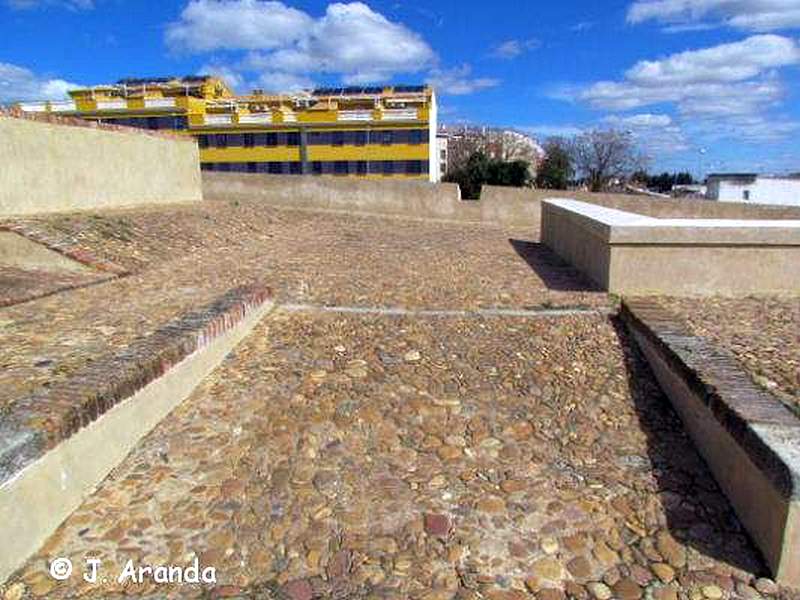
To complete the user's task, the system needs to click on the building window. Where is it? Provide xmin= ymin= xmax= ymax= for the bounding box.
xmin=247 ymin=162 xmax=257 ymax=173
xmin=216 ymin=134 xmax=227 ymax=149
xmin=265 ymin=132 xmax=278 ymax=147
xmin=353 ymin=131 xmax=367 ymax=146
xmin=334 ymin=160 xmax=348 ymax=175
xmin=382 ymin=161 xmax=394 ymax=175
xmin=312 ymin=161 xmax=323 ymax=175
xmin=332 ymin=131 xmax=345 ymax=146
xmin=356 ymin=161 xmax=368 ymax=175
xmin=289 ymin=162 xmax=302 ymax=174
xmin=268 ymin=162 xmax=282 ymax=174
xmin=406 ymin=160 xmax=422 ymax=175
xmin=198 ymin=135 xmax=209 ymax=149
xmin=244 ymin=133 xmax=255 ymax=148
xmin=286 ymin=132 xmax=301 ymax=146
xmin=409 ymin=130 xmax=423 ymax=145
xmin=743 ymin=190 xmax=751 ymax=201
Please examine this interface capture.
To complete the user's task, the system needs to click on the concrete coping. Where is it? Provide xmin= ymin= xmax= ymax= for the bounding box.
xmin=0 ymin=284 xmax=271 ymax=488
xmin=621 ymin=300 xmax=800 ymax=499
xmin=543 ymin=198 xmax=800 ymax=245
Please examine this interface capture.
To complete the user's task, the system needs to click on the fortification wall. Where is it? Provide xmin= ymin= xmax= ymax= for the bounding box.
xmin=203 ymin=173 xmax=800 ymax=228
xmin=0 ymin=115 xmax=202 ymax=216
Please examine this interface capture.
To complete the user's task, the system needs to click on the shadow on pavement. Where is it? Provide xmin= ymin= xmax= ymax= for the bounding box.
xmin=610 ymin=316 xmax=768 ymax=577
xmin=508 ymin=238 xmax=599 ymax=293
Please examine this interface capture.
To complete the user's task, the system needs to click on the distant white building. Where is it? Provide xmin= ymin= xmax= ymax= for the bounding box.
xmin=434 ymin=134 xmax=448 ymax=182
xmin=706 ymin=174 xmax=800 ymax=206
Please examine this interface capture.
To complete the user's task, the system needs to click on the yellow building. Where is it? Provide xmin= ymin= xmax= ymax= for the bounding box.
xmin=18 ymin=75 xmax=440 ymax=181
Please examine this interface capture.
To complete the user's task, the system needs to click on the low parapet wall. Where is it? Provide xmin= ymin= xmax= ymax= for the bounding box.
xmin=541 ymin=199 xmax=800 ymax=295
xmin=202 ymin=172 xmax=480 ymax=222
xmin=0 ymin=115 xmax=202 ymax=216
xmin=622 ymin=300 xmax=800 ymax=587
xmin=202 ymin=174 xmax=800 ymax=228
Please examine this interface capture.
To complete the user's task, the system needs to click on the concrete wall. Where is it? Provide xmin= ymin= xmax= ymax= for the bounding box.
xmin=622 ymin=300 xmax=800 ymax=587
xmin=201 ymin=173 xmax=800 ymax=229
xmin=202 ymin=172 xmax=483 ymax=221
xmin=541 ymin=199 xmax=800 ymax=296
xmin=483 ymin=186 xmax=800 ymax=221
xmin=0 ymin=116 xmax=202 ymax=216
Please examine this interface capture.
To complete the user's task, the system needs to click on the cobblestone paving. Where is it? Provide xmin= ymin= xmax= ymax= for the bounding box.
xmin=5 ymin=311 xmax=793 ymax=600
xmin=659 ymin=297 xmax=800 ymax=415
xmin=0 ymin=203 xmax=607 ymax=412
xmin=0 ymin=266 xmax=111 ymax=307
xmin=2 ymin=202 xmax=795 ymax=599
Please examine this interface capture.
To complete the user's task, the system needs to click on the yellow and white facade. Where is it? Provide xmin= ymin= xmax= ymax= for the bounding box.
xmin=19 ymin=76 xmax=440 ymax=181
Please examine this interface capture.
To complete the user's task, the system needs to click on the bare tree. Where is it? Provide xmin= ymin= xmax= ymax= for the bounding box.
xmin=569 ymin=129 xmax=646 ymax=192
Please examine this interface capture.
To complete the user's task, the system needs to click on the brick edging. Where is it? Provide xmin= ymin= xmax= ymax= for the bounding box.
xmin=0 ymin=223 xmax=130 ymax=275
xmin=0 ymin=284 xmax=271 ymax=487
xmin=620 ymin=298 xmax=800 ymax=500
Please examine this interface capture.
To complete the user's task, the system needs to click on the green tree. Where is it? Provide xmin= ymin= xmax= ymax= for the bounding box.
xmin=536 ymin=138 xmax=573 ymax=190
xmin=444 ymin=151 xmax=532 ymax=199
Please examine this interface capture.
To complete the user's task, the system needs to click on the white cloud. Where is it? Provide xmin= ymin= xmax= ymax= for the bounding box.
xmin=627 ymin=0 xmax=800 ymax=32
xmin=199 ymin=63 xmax=247 ymax=90
xmin=518 ymin=124 xmax=585 ymax=138
xmin=604 ymin=113 xmax=689 ymax=153
xmin=490 ymin=39 xmax=540 ymax=59
xmin=256 ymin=70 xmax=314 ymax=92
xmin=581 ymin=36 xmax=799 ymax=116
xmin=624 ymin=34 xmax=800 ymax=85
xmin=426 ymin=64 xmax=499 ymax=95
xmin=575 ymin=35 xmax=800 ymax=148
xmin=166 ymin=0 xmax=312 ymax=52
xmin=605 ymin=113 xmax=674 ymax=127
xmin=168 ymin=1 xmax=435 ymax=85
xmin=0 ymin=62 xmax=79 ymax=103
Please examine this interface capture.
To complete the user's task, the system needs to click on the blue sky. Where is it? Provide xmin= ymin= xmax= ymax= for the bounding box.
xmin=1 ymin=0 xmax=799 ymax=175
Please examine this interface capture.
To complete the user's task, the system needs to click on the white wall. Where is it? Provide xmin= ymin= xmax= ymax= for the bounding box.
xmin=428 ymin=91 xmax=439 ymax=182
xmin=709 ymin=178 xmax=800 ymax=206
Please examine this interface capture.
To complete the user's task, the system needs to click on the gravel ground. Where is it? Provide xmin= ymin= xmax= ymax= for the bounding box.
xmin=6 ymin=310 xmax=785 ymax=600
xmin=659 ymin=297 xmax=800 ymax=415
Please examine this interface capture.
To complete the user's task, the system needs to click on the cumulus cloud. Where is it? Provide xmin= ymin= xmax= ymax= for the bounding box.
xmin=582 ymin=36 xmax=799 ymax=115
xmin=624 ymin=34 xmax=800 ymax=85
xmin=627 ymin=0 xmax=800 ymax=32
xmin=0 ymin=62 xmax=79 ymax=103
xmin=489 ymin=39 xmax=540 ymax=59
xmin=604 ymin=113 xmax=689 ymax=153
xmin=575 ymin=35 xmax=800 ymax=147
xmin=168 ymin=1 xmax=436 ymax=87
xmin=426 ymin=65 xmax=500 ymax=95
xmin=166 ymin=0 xmax=311 ymax=52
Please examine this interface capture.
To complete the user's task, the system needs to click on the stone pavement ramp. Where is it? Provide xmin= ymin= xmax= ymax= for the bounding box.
xmin=3 ymin=308 xmax=785 ymax=600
